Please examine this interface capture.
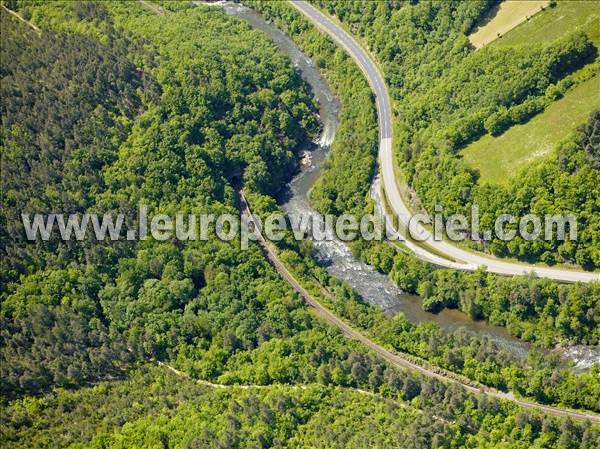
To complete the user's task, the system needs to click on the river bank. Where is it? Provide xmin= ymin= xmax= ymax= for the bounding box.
xmin=220 ymin=1 xmax=598 ymax=369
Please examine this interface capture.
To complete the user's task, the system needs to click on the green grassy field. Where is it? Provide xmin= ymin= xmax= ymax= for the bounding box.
xmin=468 ymin=1 xmax=549 ymax=48
xmin=462 ymin=75 xmax=600 ymax=185
xmin=491 ymin=1 xmax=600 ymax=47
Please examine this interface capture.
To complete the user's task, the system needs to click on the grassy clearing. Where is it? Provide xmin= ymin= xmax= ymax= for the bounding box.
xmin=468 ymin=1 xmax=549 ymax=49
xmin=462 ymin=75 xmax=600 ymax=185
xmin=492 ymin=1 xmax=600 ymax=47
xmin=465 ymin=1 xmax=600 ymax=184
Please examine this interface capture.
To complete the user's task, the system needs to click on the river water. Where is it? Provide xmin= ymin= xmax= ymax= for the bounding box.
xmin=222 ymin=2 xmax=598 ymax=369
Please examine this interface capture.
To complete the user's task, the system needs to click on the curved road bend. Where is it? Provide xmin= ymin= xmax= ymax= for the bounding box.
xmin=237 ymin=188 xmax=599 ymax=423
xmin=142 ymin=0 xmax=599 ymax=422
xmin=290 ymin=0 xmax=599 ymax=284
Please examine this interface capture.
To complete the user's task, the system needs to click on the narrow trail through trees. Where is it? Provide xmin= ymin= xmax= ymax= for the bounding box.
xmin=2 ymin=4 xmax=41 ymax=32
xmin=140 ymin=0 xmax=599 ymax=423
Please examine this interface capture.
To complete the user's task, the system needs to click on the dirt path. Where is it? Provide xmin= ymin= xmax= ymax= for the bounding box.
xmin=2 ymin=4 xmax=41 ymax=32
xmin=137 ymin=0 xmax=599 ymax=423
xmin=156 ymin=360 xmax=408 ymax=409
xmin=139 ymin=0 xmax=166 ymax=16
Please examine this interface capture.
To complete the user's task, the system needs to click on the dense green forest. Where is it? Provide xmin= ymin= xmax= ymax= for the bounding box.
xmin=259 ymin=218 xmax=600 ymax=412
xmin=247 ymin=0 xmax=600 ymax=346
xmin=309 ymin=0 xmax=600 ymax=269
xmin=3 ymin=365 xmax=599 ymax=449
xmin=300 ymin=249 xmax=600 ymax=411
xmin=247 ymin=0 xmax=600 ymax=411
xmin=0 ymin=3 xmax=149 ymax=290
xmin=1 ymin=1 xmax=599 ymax=447
xmin=0 ymin=0 xmax=323 ymax=399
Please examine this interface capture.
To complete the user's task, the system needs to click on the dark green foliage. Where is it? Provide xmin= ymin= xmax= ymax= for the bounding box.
xmin=356 ymin=235 xmax=600 ymax=347
xmin=478 ymin=112 xmax=600 ymax=268
xmin=313 ymin=242 xmax=600 ymax=412
xmin=1 ymin=0 xmax=319 ymax=401
xmin=1 ymin=2 xmax=598 ymax=447
xmin=248 ymin=0 xmax=599 ymax=346
xmin=247 ymin=0 xmax=379 ymax=218
xmin=247 ymin=0 xmax=600 ymax=412
xmin=3 ymin=365 xmax=599 ymax=449
xmin=0 ymin=303 xmax=131 ymax=400
xmin=0 ymin=7 xmax=148 ymax=288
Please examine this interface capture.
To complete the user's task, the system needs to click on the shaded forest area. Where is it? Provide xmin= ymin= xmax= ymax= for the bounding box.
xmin=0 ymin=2 xmax=599 ymax=448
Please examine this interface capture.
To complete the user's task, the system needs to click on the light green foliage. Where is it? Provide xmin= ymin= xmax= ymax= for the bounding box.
xmin=491 ymin=0 xmax=600 ymax=48
xmin=245 ymin=0 xmax=379 ymax=218
xmin=463 ymin=75 xmax=600 ymax=184
xmin=1 ymin=2 xmax=599 ymax=447
xmin=1 ymin=0 xmax=319 ymax=399
xmin=247 ymin=0 xmax=600 ymax=412
xmin=310 ymin=0 xmax=599 ymax=268
xmin=3 ymin=365 xmax=599 ymax=449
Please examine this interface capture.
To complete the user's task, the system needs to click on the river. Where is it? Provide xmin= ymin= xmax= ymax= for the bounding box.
xmin=221 ymin=1 xmax=598 ymax=369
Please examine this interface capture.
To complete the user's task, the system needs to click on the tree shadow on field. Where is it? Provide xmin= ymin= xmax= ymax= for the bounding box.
xmin=468 ymin=0 xmax=502 ymax=35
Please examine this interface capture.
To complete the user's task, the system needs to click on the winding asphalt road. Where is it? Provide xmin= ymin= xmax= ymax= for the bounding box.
xmin=139 ymin=0 xmax=599 ymax=422
xmin=290 ymin=0 xmax=599 ymax=284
